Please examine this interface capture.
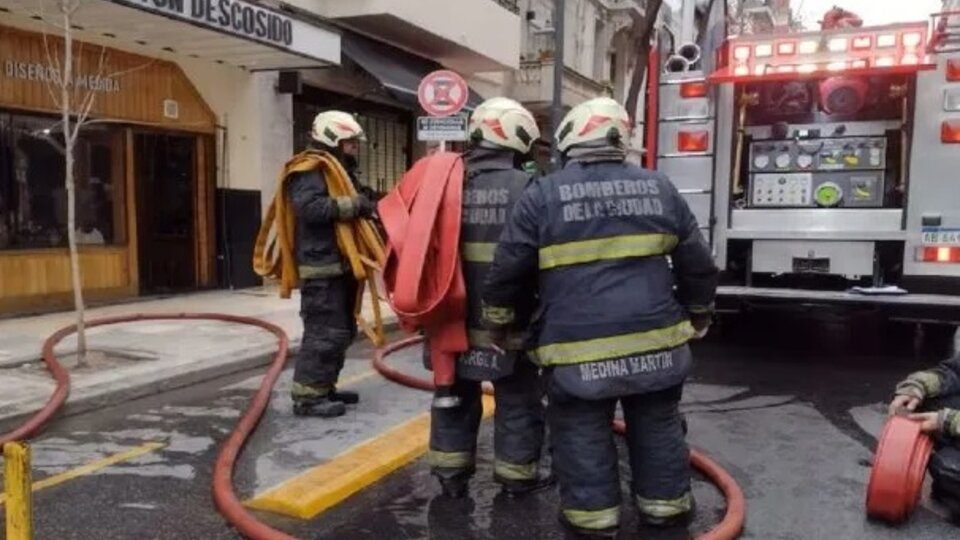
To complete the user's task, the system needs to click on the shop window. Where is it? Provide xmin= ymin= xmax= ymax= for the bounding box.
xmin=0 ymin=111 xmax=124 ymax=250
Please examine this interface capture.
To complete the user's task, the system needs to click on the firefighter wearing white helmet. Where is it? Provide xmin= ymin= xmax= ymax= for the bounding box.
xmin=481 ymin=96 xmax=718 ymax=537
xmin=554 ymin=96 xmax=632 ymax=154
xmin=285 ymin=110 xmax=377 ymax=418
xmin=468 ymin=97 xmax=541 ymax=153
xmin=427 ymin=97 xmax=553 ymax=498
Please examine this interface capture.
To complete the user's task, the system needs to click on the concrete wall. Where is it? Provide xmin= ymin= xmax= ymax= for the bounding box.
xmin=523 ymin=0 xmax=619 ymax=79
xmin=178 ymin=60 xmax=292 ymax=206
xmin=307 ymin=0 xmax=521 ymax=71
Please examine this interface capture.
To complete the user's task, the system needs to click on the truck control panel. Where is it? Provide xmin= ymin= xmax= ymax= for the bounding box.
xmin=748 ymin=136 xmax=888 ymax=208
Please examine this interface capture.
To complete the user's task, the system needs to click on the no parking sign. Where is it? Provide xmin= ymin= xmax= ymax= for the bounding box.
xmin=417 ymin=70 xmax=469 ymax=117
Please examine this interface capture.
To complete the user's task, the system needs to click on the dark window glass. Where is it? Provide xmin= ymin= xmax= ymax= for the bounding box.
xmin=0 ymin=111 xmax=123 ymax=250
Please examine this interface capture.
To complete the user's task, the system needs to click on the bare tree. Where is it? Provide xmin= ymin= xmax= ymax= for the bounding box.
xmin=39 ymin=0 xmax=108 ymax=366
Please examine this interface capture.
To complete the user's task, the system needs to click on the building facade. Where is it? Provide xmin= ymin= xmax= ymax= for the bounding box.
xmin=0 ymin=0 xmax=340 ymax=311
xmin=0 ymin=0 xmax=525 ymax=312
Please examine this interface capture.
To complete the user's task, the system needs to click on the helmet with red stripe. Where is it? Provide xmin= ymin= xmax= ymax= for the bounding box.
xmin=468 ymin=97 xmax=541 ymax=154
xmin=555 ymin=97 xmax=631 ymax=153
xmin=310 ymin=111 xmax=367 ymax=148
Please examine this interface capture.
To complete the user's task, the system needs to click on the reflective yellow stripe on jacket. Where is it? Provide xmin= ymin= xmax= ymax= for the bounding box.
xmin=468 ymin=329 xmax=527 ymax=350
xmin=462 ymin=242 xmax=498 ymax=264
xmin=538 ymin=233 xmax=678 ymax=270
xmin=533 ymin=321 xmax=695 ymax=366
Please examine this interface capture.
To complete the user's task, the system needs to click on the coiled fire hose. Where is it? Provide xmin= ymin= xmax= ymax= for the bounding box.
xmin=865 ymin=416 xmax=935 ymax=523
xmin=374 ymin=336 xmax=746 ymax=540
xmin=378 ymin=152 xmax=468 ymax=406
xmin=253 ymin=149 xmax=388 ymax=347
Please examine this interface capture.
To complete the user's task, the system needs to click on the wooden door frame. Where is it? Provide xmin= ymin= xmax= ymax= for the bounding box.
xmin=127 ymin=128 xmax=214 ymax=293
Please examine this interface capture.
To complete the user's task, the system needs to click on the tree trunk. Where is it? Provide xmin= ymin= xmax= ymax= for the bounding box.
xmin=61 ymin=2 xmax=87 ymax=366
xmin=624 ymin=0 xmax=664 ymax=127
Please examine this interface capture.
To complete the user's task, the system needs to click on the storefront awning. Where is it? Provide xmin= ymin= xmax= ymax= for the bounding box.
xmin=341 ymin=32 xmax=484 ymax=111
xmin=0 ymin=0 xmax=341 ymax=71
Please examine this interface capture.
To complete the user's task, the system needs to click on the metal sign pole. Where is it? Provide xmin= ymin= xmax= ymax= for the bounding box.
xmin=550 ymin=0 xmax=566 ymax=171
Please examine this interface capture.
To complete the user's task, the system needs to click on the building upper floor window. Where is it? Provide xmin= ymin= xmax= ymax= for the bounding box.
xmin=0 ymin=111 xmax=124 ymax=250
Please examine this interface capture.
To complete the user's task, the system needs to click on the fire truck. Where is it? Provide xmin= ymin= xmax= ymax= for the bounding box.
xmin=643 ymin=1 xmax=960 ymax=339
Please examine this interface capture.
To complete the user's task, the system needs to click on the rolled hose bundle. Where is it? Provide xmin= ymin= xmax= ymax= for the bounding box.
xmin=377 ymin=152 xmax=469 ymax=404
xmin=866 ymin=416 xmax=935 ymax=523
xmin=253 ymin=150 xmax=387 ymax=346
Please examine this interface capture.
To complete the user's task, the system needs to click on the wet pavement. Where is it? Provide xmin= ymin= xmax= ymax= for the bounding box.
xmin=1 ymin=312 xmax=958 ymax=539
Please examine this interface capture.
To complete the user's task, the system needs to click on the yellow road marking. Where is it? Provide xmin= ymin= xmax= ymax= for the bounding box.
xmin=0 ymin=368 xmax=375 ymax=505
xmin=0 ymin=441 xmax=166 ymax=506
xmin=246 ymin=395 xmax=496 ymax=520
xmin=334 ymin=369 xmax=378 ymax=388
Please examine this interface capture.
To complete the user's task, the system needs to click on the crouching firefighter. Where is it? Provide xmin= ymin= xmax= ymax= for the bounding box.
xmin=480 ymin=97 xmax=719 ymax=538
xmin=889 ymin=350 xmax=960 ymax=521
xmin=255 ymin=111 xmax=380 ymax=418
xmin=427 ymin=98 xmax=553 ymax=498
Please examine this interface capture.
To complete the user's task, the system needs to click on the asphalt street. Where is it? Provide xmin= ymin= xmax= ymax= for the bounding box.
xmin=0 ymin=312 xmax=957 ymax=540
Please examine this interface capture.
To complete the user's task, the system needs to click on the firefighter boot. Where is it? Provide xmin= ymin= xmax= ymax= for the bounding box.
xmin=329 ymin=387 xmax=360 ymax=404
xmin=433 ymin=467 xmax=475 ymax=499
xmin=496 ymin=472 xmax=556 ymax=497
xmin=932 ymin=481 xmax=960 ymax=522
xmin=558 ymin=513 xmax=619 ymax=539
xmin=636 ymin=493 xmax=696 ymax=528
xmin=293 ymin=396 xmax=346 ymax=418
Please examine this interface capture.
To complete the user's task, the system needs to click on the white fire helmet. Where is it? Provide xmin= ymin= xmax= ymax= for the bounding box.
xmin=310 ymin=111 xmax=367 ymax=147
xmin=555 ymin=97 xmax=631 ymax=153
xmin=468 ymin=97 xmax=541 ymax=154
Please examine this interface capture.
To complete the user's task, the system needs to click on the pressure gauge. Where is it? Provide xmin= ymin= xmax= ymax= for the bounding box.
xmin=775 ymin=153 xmax=791 ymax=169
xmin=753 ymin=154 xmax=770 ymax=169
xmin=814 ymin=182 xmax=843 ymax=207
xmin=796 ymin=154 xmax=813 ymax=169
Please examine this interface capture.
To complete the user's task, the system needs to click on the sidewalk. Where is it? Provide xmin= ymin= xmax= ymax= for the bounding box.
xmin=0 ymin=286 xmax=398 ymax=429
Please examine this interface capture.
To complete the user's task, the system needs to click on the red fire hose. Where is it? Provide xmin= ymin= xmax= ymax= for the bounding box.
xmin=0 ymin=313 xmax=297 ymax=540
xmin=378 ymin=152 xmax=469 ymax=402
xmin=865 ymin=416 xmax=935 ymax=523
xmin=0 ymin=323 xmax=71 ymax=446
xmin=374 ymin=336 xmax=747 ymax=540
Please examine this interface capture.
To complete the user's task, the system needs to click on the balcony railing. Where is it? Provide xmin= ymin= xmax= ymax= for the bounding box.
xmin=514 ymin=60 xmax=611 ymax=107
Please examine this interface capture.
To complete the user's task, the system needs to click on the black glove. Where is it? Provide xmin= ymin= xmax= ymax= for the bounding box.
xmin=690 ymin=313 xmax=712 ymax=339
xmin=355 ymin=195 xmax=377 ymax=218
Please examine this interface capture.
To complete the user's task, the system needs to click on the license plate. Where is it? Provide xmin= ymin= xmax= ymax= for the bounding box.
xmin=922 ymin=229 xmax=960 ymax=245
xmin=792 ymin=257 xmax=830 ymax=274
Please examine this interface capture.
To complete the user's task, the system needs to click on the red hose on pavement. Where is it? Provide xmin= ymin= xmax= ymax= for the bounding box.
xmin=374 ymin=336 xmax=746 ymax=540
xmin=1 ymin=313 xmax=297 ymax=540
xmin=0 ymin=322 xmax=72 ymax=445
xmin=865 ymin=416 xmax=935 ymax=523
xmin=13 ymin=314 xmax=743 ymax=540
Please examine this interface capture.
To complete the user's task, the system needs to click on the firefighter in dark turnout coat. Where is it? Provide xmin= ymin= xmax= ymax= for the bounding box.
xmin=481 ymin=97 xmax=719 ymax=537
xmin=427 ymin=98 xmax=553 ymax=498
xmin=889 ymin=350 xmax=960 ymax=519
xmin=288 ymin=111 xmax=377 ymax=418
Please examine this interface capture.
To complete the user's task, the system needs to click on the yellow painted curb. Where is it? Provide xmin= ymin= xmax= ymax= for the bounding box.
xmin=245 ymin=395 xmax=495 ymax=520
xmin=0 ymin=441 xmax=165 ymax=506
